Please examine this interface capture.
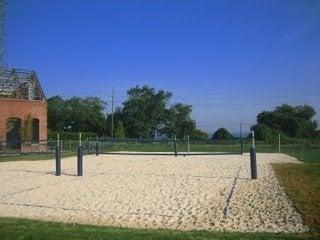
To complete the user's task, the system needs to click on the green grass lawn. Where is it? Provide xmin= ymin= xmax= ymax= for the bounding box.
xmin=0 ymin=217 xmax=317 ymax=240
xmin=0 ymin=151 xmax=77 ymax=163
xmin=272 ymin=163 xmax=320 ymax=234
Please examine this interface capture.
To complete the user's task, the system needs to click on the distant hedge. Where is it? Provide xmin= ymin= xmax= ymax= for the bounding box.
xmin=48 ymin=131 xmax=97 ymax=141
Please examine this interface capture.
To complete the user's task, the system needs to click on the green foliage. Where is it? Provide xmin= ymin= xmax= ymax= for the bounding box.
xmin=163 ymin=103 xmax=196 ymax=139
xmin=48 ymin=96 xmax=106 ymax=134
xmin=212 ymin=128 xmax=234 ymax=140
xmin=21 ymin=114 xmax=33 ymax=143
xmin=190 ymin=129 xmax=209 ymax=140
xmin=120 ymin=85 xmax=197 ymax=139
xmin=251 ymin=124 xmax=290 ymax=144
xmin=114 ymin=120 xmax=126 ymax=138
xmin=256 ymin=104 xmax=318 ymax=138
xmin=122 ymin=85 xmax=172 ymax=138
xmin=48 ymin=131 xmax=97 ymax=141
xmin=47 ymin=86 xmax=199 ymax=139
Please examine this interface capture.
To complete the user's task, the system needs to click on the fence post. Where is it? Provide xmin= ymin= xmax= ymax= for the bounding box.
xmin=50 ymin=138 xmax=53 ymax=153
xmin=174 ymin=135 xmax=178 ymax=157
xmin=250 ymin=147 xmax=257 ymax=179
xmin=278 ymin=133 xmax=281 ymax=156
xmin=77 ymin=133 xmax=83 ymax=176
xmin=96 ymin=136 xmax=99 ymax=156
xmin=301 ymin=139 xmax=304 ymax=160
xmin=251 ymin=130 xmax=255 ymax=149
xmin=240 ymin=123 xmax=243 ymax=154
xmin=187 ymin=135 xmax=190 ymax=153
xmin=55 ymin=134 xmax=61 ymax=176
xmin=87 ymin=138 xmax=90 ymax=154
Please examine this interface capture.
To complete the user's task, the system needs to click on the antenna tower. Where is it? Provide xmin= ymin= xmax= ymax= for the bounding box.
xmin=0 ymin=0 xmax=6 ymax=68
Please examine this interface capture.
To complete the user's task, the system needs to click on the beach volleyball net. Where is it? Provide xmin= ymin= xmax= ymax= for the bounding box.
xmin=87 ymin=138 xmax=243 ymax=156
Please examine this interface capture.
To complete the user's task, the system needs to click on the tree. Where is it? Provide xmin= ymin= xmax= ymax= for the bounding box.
xmin=21 ymin=114 xmax=33 ymax=143
xmin=254 ymin=104 xmax=317 ymax=139
xmin=251 ymin=124 xmax=289 ymax=144
xmin=212 ymin=128 xmax=234 ymax=140
xmin=114 ymin=120 xmax=126 ymax=138
xmin=163 ymin=103 xmax=196 ymax=138
xmin=122 ymin=85 xmax=172 ymax=138
xmin=190 ymin=129 xmax=209 ymax=140
xmin=47 ymin=96 xmax=107 ymax=134
xmin=106 ymin=107 xmax=124 ymax=137
xmin=47 ymin=96 xmax=67 ymax=131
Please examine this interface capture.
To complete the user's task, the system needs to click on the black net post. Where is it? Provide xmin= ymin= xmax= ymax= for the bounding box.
xmin=77 ymin=133 xmax=83 ymax=176
xmin=96 ymin=136 xmax=99 ymax=156
xmin=55 ymin=135 xmax=61 ymax=176
xmin=174 ymin=135 xmax=178 ymax=157
xmin=250 ymin=147 xmax=257 ymax=179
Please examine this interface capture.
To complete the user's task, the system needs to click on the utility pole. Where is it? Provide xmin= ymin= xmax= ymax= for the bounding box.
xmin=0 ymin=0 xmax=6 ymax=78
xmin=111 ymin=88 xmax=114 ymax=138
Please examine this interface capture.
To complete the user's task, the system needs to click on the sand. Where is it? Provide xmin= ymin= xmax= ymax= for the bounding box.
xmin=0 ymin=153 xmax=307 ymax=232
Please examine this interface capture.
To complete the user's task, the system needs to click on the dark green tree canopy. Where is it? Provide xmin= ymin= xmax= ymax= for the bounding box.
xmin=114 ymin=120 xmax=126 ymax=138
xmin=190 ymin=129 xmax=209 ymax=140
xmin=163 ymin=103 xmax=196 ymax=139
xmin=48 ymin=96 xmax=106 ymax=134
xmin=255 ymin=104 xmax=317 ymax=138
xmin=212 ymin=128 xmax=234 ymax=140
xmin=122 ymin=85 xmax=172 ymax=138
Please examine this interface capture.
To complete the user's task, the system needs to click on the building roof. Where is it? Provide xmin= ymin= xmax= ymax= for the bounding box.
xmin=0 ymin=67 xmax=45 ymax=101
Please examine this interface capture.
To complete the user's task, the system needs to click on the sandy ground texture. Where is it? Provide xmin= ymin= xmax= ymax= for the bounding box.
xmin=0 ymin=153 xmax=308 ymax=232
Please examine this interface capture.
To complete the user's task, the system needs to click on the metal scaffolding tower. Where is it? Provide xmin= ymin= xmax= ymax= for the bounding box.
xmin=0 ymin=0 xmax=5 ymax=68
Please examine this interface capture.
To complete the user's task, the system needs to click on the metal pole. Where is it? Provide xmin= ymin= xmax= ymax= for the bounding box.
xmin=187 ymin=134 xmax=190 ymax=153
xmin=50 ymin=138 xmax=53 ymax=153
xmin=55 ymin=134 xmax=61 ymax=176
xmin=111 ymin=88 xmax=114 ymax=138
xmin=77 ymin=133 xmax=83 ymax=176
xmin=87 ymin=138 xmax=90 ymax=154
xmin=240 ymin=123 xmax=243 ymax=154
xmin=96 ymin=136 xmax=99 ymax=156
xmin=301 ymin=139 xmax=304 ymax=160
xmin=278 ymin=133 xmax=281 ymax=156
xmin=252 ymin=130 xmax=255 ymax=149
xmin=250 ymin=147 xmax=257 ymax=179
xmin=174 ymin=135 xmax=177 ymax=157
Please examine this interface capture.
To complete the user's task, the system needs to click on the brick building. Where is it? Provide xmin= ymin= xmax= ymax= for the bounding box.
xmin=0 ymin=67 xmax=47 ymax=152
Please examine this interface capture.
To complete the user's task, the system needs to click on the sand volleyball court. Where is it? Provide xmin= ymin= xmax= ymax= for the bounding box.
xmin=0 ymin=153 xmax=307 ymax=232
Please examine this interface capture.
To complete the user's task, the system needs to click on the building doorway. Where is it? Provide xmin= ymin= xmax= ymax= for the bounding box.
xmin=6 ymin=118 xmax=21 ymax=148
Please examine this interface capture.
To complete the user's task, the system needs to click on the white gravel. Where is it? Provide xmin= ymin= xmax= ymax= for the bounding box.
xmin=0 ymin=153 xmax=307 ymax=232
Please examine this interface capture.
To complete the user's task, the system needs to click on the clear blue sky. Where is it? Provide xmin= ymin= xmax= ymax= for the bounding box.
xmin=7 ymin=0 xmax=320 ymax=133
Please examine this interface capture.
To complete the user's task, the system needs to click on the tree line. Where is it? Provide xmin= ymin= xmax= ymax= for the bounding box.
xmin=48 ymin=85 xmax=319 ymax=141
xmin=252 ymin=104 xmax=319 ymax=143
xmin=48 ymin=85 xmax=208 ymax=139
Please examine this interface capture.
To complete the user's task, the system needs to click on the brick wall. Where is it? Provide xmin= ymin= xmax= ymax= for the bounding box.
xmin=0 ymin=99 xmax=47 ymax=142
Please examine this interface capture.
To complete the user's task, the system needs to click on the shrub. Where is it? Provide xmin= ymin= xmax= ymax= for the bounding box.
xmin=48 ymin=131 xmax=97 ymax=141
xmin=212 ymin=128 xmax=234 ymax=140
